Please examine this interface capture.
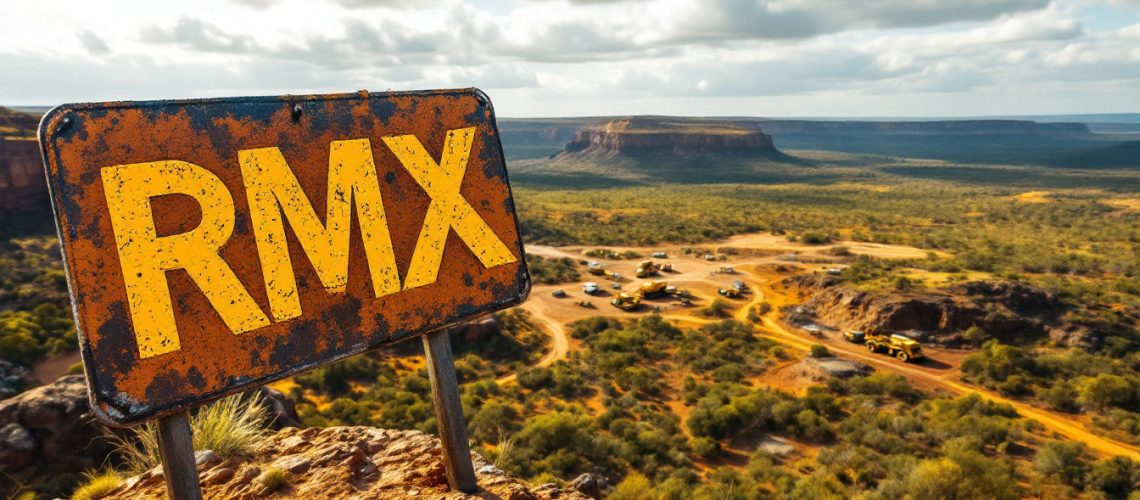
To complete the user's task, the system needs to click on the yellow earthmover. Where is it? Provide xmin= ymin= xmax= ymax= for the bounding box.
xmin=865 ymin=333 xmax=925 ymax=363
xmin=638 ymin=281 xmax=669 ymax=299
xmin=611 ymin=292 xmax=642 ymax=311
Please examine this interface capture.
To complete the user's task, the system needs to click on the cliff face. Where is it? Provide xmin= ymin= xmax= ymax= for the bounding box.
xmin=0 ymin=137 xmax=50 ymax=220
xmin=104 ymin=426 xmax=588 ymax=499
xmin=756 ymin=119 xmax=1092 ymax=136
xmin=560 ymin=117 xmax=777 ymax=156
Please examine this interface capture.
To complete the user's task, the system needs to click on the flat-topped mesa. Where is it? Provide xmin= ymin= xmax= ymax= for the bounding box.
xmin=562 ymin=117 xmax=776 ymax=156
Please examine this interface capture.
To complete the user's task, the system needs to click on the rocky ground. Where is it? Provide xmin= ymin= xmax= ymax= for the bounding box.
xmin=784 ymin=276 xmax=1114 ymax=349
xmin=105 ymin=426 xmax=589 ymax=499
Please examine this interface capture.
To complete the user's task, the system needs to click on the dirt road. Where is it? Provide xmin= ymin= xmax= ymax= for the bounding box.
xmin=511 ymin=232 xmax=1140 ymax=460
xmin=496 ymin=302 xmax=570 ymax=385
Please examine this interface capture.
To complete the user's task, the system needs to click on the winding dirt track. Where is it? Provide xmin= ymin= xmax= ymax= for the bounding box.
xmin=495 ymin=302 xmax=570 ymax=385
xmin=510 ymin=235 xmax=1140 ymax=459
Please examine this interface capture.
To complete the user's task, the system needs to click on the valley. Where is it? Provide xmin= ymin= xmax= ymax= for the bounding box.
xmin=3 ymin=107 xmax=1140 ymax=499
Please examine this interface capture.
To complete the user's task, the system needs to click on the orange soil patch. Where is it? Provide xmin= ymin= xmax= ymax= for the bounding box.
xmin=1013 ymin=191 xmax=1054 ymax=204
xmin=1104 ymin=198 xmax=1140 ymax=211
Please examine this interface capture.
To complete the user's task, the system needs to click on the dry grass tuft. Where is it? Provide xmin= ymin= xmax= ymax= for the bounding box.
xmin=71 ymin=470 xmax=123 ymax=500
xmin=113 ymin=393 xmax=269 ymax=473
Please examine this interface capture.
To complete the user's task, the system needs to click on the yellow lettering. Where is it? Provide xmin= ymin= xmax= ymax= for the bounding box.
xmin=240 ymin=139 xmax=400 ymax=322
xmin=383 ymin=127 xmax=517 ymax=290
xmin=101 ymin=161 xmax=271 ymax=359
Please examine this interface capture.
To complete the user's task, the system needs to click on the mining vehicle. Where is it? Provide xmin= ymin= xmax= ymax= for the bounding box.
xmin=865 ymin=333 xmax=924 ymax=362
xmin=635 ymin=260 xmax=660 ymax=278
xmin=718 ymin=287 xmax=742 ymax=298
xmin=552 ymin=289 xmax=567 ymax=298
xmin=587 ymin=261 xmax=606 ymax=276
xmin=843 ymin=330 xmax=865 ymax=343
xmin=638 ymin=281 xmax=669 ymax=299
xmin=611 ymin=292 xmax=642 ymax=311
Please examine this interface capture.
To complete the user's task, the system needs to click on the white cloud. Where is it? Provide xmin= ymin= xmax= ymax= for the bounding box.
xmin=0 ymin=0 xmax=1138 ymax=116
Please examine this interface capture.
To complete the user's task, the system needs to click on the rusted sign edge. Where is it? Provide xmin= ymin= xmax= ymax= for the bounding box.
xmin=37 ymin=88 xmax=532 ymax=427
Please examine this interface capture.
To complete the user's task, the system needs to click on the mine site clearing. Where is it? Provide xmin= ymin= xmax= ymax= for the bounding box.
xmin=521 ymin=231 xmax=1140 ymax=460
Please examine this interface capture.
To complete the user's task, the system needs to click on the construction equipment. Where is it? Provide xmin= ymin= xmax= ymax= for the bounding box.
xmin=720 ymin=266 xmax=736 ymax=274
xmin=865 ymin=333 xmax=924 ymax=362
xmin=718 ymin=288 xmax=742 ymax=298
xmin=635 ymin=260 xmax=660 ymax=278
xmin=583 ymin=282 xmax=600 ymax=294
xmin=578 ymin=300 xmax=594 ymax=308
xmin=587 ymin=261 xmax=606 ymax=276
xmin=733 ymin=280 xmax=747 ymax=291
xmin=552 ymin=289 xmax=567 ymax=298
xmin=611 ymin=292 xmax=642 ymax=311
xmin=638 ymin=281 xmax=669 ymax=299
xmin=843 ymin=330 xmax=865 ymax=343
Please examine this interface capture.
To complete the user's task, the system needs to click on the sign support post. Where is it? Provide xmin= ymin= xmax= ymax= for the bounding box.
xmin=423 ymin=328 xmax=478 ymax=493
xmin=157 ymin=411 xmax=203 ymax=500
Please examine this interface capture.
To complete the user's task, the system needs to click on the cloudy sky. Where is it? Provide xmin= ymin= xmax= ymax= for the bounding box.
xmin=1 ymin=0 xmax=1139 ymax=117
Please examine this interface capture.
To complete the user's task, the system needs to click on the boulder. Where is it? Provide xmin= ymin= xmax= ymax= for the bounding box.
xmin=0 ymin=360 xmax=34 ymax=400
xmin=449 ymin=315 xmax=502 ymax=344
xmin=0 ymin=375 xmax=114 ymax=496
xmin=256 ymin=386 xmax=301 ymax=430
xmin=568 ymin=472 xmax=607 ymax=499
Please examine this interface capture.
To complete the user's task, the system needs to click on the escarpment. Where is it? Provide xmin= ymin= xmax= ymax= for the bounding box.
xmin=559 ymin=117 xmax=778 ymax=157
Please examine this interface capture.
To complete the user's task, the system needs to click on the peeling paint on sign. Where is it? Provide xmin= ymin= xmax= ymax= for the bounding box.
xmin=38 ymin=89 xmax=531 ymax=427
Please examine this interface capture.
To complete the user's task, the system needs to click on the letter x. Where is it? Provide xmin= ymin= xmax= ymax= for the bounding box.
xmin=383 ymin=127 xmax=517 ymax=290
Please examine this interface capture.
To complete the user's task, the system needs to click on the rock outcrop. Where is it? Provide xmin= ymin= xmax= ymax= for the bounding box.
xmin=785 ymin=277 xmax=1077 ymax=346
xmin=559 ymin=117 xmax=777 ymax=157
xmin=448 ymin=315 xmax=502 ymax=344
xmin=0 ymin=360 xmax=34 ymax=400
xmin=104 ymin=426 xmax=588 ymax=499
xmin=0 ymin=136 xmax=52 ymax=224
xmin=0 ymin=375 xmax=112 ymax=484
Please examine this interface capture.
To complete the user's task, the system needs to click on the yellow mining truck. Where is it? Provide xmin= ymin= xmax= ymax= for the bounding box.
xmin=635 ymin=260 xmax=660 ymax=278
xmin=611 ymin=292 xmax=642 ymax=311
xmin=638 ymin=281 xmax=669 ymax=299
xmin=865 ymin=333 xmax=924 ymax=362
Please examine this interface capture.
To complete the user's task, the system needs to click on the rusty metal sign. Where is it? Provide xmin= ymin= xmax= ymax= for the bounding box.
xmin=38 ymin=89 xmax=531 ymax=426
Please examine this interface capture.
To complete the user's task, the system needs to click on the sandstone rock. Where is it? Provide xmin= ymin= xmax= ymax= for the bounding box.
xmin=560 ymin=117 xmax=776 ymax=157
xmin=786 ymin=277 xmax=1059 ymax=345
xmin=0 ymin=360 xmax=34 ymax=401
xmin=0 ymin=375 xmax=111 ymax=478
xmin=449 ymin=315 xmax=502 ymax=343
xmin=256 ymin=386 xmax=302 ymax=429
xmin=1048 ymin=324 xmax=1102 ymax=350
xmin=568 ymin=472 xmax=606 ymax=499
xmin=791 ymin=357 xmax=872 ymax=383
xmin=105 ymin=427 xmax=590 ymax=500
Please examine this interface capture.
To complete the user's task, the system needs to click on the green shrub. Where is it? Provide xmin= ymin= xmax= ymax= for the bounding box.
xmin=702 ymin=299 xmax=731 ymax=317
xmin=810 ymin=344 xmax=831 ymax=358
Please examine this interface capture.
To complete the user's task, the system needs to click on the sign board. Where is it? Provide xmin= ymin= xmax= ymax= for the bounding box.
xmin=38 ymin=89 xmax=531 ymax=426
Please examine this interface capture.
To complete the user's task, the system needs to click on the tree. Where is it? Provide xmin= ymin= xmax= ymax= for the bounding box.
xmin=1077 ymin=374 xmax=1134 ymax=411
xmin=1085 ymin=456 xmax=1139 ymax=497
xmin=1034 ymin=441 xmax=1089 ymax=487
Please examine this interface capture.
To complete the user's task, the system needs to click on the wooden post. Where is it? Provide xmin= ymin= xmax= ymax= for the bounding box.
xmin=423 ymin=328 xmax=478 ymax=493
xmin=157 ymin=411 xmax=203 ymax=500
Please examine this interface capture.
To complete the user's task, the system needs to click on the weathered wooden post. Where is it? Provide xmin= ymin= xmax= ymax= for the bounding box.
xmin=423 ymin=328 xmax=478 ymax=493
xmin=156 ymin=412 xmax=203 ymax=500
